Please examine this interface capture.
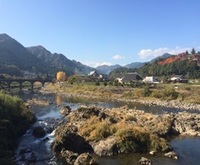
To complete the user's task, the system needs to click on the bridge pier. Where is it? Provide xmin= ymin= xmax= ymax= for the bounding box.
xmin=31 ymin=83 xmax=34 ymax=92
xmin=8 ymin=82 xmax=11 ymax=90
xmin=19 ymin=82 xmax=23 ymax=90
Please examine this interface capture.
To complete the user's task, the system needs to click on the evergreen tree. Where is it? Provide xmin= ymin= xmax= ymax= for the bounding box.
xmin=191 ymin=48 xmax=196 ymax=54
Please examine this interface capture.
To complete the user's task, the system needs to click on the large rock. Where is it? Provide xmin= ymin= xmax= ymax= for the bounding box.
xmin=92 ymin=136 xmax=118 ymax=156
xmin=164 ymin=151 xmax=178 ymax=159
xmin=74 ymin=153 xmax=98 ymax=165
xmin=32 ymin=126 xmax=46 ymax=138
xmin=52 ymin=125 xmax=93 ymax=154
xmin=60 ymin=105 xmax=71 ymax=116
xmin=138 ymin=157 xmax=151 ymax=165
xmin=173 ymin=112 xmax=200 ymax=136
xmin=71 ymin=106 xmax=107 ymax=121
xmin=60 ymin=149 xmax=79 ymax=164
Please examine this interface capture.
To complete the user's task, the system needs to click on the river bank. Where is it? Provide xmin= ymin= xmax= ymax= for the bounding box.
xmin=41 ymin=83 xmax=200 ymax=111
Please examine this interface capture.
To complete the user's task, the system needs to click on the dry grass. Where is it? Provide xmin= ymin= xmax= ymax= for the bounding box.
xmin=45 ymin=82 xmax=200 ymax=104
xmin=77 ymin=108 xmax=171 ymax=152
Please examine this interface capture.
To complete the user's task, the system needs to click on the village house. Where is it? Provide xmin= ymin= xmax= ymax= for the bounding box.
xmin=118 ymin=72 xmax=142 ymax=84
xmin=143 ymin=76 xmax=159 ymax=84
xmin=169 ymin=75 xmax=188 ymax=83
xmin=88 ymin=70 xmax=108 ymax=81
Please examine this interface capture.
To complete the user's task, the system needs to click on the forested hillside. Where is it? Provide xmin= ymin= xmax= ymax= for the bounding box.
xmin=137 ymin=53 xmax=200 ymax=79
xmin=109 ymin=52 xmax=200 ymax=79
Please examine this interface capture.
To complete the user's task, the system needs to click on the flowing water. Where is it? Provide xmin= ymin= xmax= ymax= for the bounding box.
xmin=13 ymin=91 xmax=200 ymax=165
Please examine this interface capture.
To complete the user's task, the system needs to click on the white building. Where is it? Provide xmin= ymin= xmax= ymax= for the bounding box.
xmin=143 ymin=76 xmax=159 ymax=84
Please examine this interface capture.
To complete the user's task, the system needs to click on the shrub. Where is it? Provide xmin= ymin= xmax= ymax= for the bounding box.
xmin=151 ymin=90 xmax=163 ymax=98
xmin=123 ymin=91 xmax=135 ymax=99
xmin=116 ymin=128 xmax=150 ymax=153
xmin=104 ymin=81 xmax=108 ymax=86
xmin=185 ymin=87 xmax=191 ymax=91
xmin=163 ymin=87 xmax=179 ymax=100
xmin=79 ymin=116 xmax=113 ymax=141
xmin=149 ymin=134 xmax=169 ymax=152
xmin=0 ymin=91 xmax=36 ymax=163
xmin=95 ymin=81 xmax=100 ymax=86
xmin=142 ymin=87 xmax=152 ymax=97
xmin=124 ymin=115 xmax=137 ymax=122
xmin=94 ymin=122 xmax=111 ymax=139
xmin=133 ymin=89 xmax=143 ymax=97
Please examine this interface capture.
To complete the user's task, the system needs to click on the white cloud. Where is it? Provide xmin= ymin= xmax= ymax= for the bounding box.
xmin=138 ymin=46 xmax=191 ymax=60
xmin=82 ymin=61 xmax=112 ymax=68
xmin=112 ymin=54 xmax=125 ymax=60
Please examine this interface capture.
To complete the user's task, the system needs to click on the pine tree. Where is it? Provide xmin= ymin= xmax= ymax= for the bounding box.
xmin=191 ymin=48 xmax=196 ymax=54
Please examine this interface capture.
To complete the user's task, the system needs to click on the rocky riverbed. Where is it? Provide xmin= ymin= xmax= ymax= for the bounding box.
xmin=40 ymin=85 xmax=200 ymax=112
xmin=51 ymin=105 xmax=200 ymax=164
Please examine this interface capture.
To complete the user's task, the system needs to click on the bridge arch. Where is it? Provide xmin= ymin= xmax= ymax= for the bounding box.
xmin=9 ymin=81 xmax=22 ymax=89
xmin=32 ymin=81 xmax=45 ymax=88
xmin=22 ymin=81 xmax=32 ymax=90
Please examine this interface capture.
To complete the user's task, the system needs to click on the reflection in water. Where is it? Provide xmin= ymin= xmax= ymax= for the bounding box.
xmin=56 ymin=95 xmax=63 ymax=106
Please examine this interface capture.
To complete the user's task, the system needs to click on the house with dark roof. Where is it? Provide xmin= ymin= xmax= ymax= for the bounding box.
xmin=122 ymin=72 xmax=142 ymax=83
xmin=87 ymin=70 xmax=109 ymax=81
xmin=169 ymin=75 xmax=188 ymax=83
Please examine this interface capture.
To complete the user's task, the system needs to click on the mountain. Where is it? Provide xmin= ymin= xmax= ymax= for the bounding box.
xmin=125 ymin=62 xmax=144 ymax=69
xmin=96 ymin=64 xmax=121 ymax=75
xmin=96 ymin=54 xmax=172 ymax=75
xmin=0 ymin=34 xmax=47 ymax=76
xmin=27 ymin=46 xmax=94 ymax=76
xmin=150 ymin=53 xmax=172 ymax=63
xmin=0 ymin=33 xmax=94 ymax=77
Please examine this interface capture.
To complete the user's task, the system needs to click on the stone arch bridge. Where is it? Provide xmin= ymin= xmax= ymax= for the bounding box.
xmin=0 ymin=78 xmax=53 ymax=92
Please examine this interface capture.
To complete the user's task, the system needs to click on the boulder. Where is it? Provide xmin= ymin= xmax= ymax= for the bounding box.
xmin=164 ymin=151 xmax=178 ymax=159
xmin=74 ymin=153 xmax=98 ymax=165
xmin=60 ymin=106 xmax=71 ymax=116
xmin=75 ymin=106 xmax=103 ymax=121
xmin=61 ymin=149 xmax=79 ymax=164
xmin=173 ymin=112 xmax=200 ymax=136
xmin=32 ymin=126 xmax=46 ymax=138
xmin=52 ymin=125 xmax=93 ymax=154
xmin=149 ymin=150 xmax=156 ymax=155
xmin=138 ymin=157 xmax=151 ymax=165
xmin=93 ymin=136 xmax=118 ymax=156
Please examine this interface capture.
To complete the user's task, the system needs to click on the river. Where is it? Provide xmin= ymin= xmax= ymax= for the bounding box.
xmin=14 ymin=91 xmax=200 ymax=165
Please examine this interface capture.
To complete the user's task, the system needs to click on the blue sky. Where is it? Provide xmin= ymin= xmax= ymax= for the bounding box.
xmin=0 ymin=0 xmax=200 ymax=67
